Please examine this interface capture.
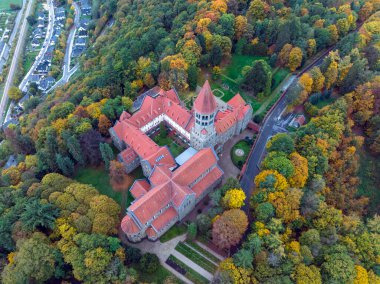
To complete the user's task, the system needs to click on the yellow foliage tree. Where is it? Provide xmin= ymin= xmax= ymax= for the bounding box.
xmin=328 ymin=25 xmax=339 ymax=44
xmin=289 ymin=152 xmax=308 ymax=188
xmin=234 ymin=15 xmax=248 ymax=40
xmin=222 ymin=188 xmax=246 ymax=209
xmin=354 ymin=265 xmax=369 ymax=284
xmin=307 ymin=39 xmax=316 ymax=57
xmin=211 ymin=0 xmax=227 ymax=13
xmin=299 ymin=73 xmax=313 ymax=94
xmin=219 ymin=258 xmax=253 ymax=284
xmin=325 ymin=61 xmax=338 ymax=89
xmin=254 ymin=170 xmax=289 ymax=191
xmin=288 ymin=47 xmax=303 ymax=72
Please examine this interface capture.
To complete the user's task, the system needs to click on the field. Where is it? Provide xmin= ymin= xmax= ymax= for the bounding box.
xmin=74 ymin=166 xmax=144 ymax=207
xmin=153 ymin=133 xmax=185 ymax=158
xmin=0 ymin=0 xmax=22 ymax=10
xmin=223 ymin=55 xmax=268 ymax=80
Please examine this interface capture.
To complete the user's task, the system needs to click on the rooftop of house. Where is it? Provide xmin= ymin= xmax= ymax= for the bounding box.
xmin=193 ymin=80 xmax=217 ymax=115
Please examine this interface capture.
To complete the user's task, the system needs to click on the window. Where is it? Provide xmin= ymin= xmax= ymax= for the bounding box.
xmin=210 ymin=113 xmax=214 ymax=119
xmin=196 ymin=119 xmax=200 ymax=124
xmin=202 ymin=115 xmax=208 ymax=120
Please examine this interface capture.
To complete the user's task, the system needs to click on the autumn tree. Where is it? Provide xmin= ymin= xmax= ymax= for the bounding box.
xmin=222 ymin=188 xmax=246 ymax=209
xmin=8 ymin=86 xmax=23 ymax=101
xmin=267 ymin=133 xmax=295 ymax=155
xmin=309 ymin=67 xmax=325 ymax=93
xmin=98 ymin=114 xmax=112 ymax=136
xmin=212 ymin=209 xmax=248 ymax=250
xmin=109 ymin=160 xmax=132 ymax=191
xmin=324 ymin=61 xmax=338 ymax=89
xmin=288 ymin=47 xmax=303 ymax=72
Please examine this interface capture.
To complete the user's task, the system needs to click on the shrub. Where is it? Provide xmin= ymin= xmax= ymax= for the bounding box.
xmin=139 ymin=253 xmax=160 ymax=273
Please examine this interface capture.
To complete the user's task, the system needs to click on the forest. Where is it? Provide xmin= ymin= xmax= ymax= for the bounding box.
xmin=0 ymin=0 xmax=379 ymax=283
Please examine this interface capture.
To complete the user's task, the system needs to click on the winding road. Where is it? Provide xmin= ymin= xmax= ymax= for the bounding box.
xmin=239 ymin=46 xmax=335 ymax=211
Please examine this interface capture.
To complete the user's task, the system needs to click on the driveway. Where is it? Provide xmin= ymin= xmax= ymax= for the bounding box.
xmin=218 ymin=129 xmax=253 ymax=183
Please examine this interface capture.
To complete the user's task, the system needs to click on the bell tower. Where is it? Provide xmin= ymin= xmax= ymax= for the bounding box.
xmin=191 ymin=81 xmax=217 ymax=150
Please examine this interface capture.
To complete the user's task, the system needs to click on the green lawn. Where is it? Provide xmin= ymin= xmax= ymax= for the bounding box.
xmin=153 ymin=133 xmax=185 ymax=158
xmin=23 ymin=51 xmax=39 ymax=74
xmin=223 ymin=54 xmax=268 ymax=80
xmin=314 ymin=97 xmax=336 ymax=109
xmin=160 ymin=224 xmax=187 ymax=243
xmin=175 ymin=242 xmax=218 ymax=273
xmin=357 ymin=149 xmax=380 ymax=216
xmin=167 ymin=255 xmax=209 ymax=284
xmin=132 ymin=263 xmax=178 ymax=284
xmin=272 ymin=68 xmax=290 ymax=90
xmin=231 ymin=140 xmax=252 ymax=169
xmin=74 ymin=166 xmax=142 ymax=207
xmin=0 ymin=0 xmax=22 ymax=10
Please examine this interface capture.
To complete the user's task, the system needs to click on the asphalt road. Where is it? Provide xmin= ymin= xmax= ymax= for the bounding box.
xmin=0 ymin=0 xmax=34 ymax=125
xmin=19 ymin=0 xmax=55 ymax=91
xmin=240 ymin=46 xmax=335 ymax=212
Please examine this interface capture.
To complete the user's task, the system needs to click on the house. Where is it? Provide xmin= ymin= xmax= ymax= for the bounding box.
xmin=35 ymin=61 xmax=49 ymax=74
xmin=37 ymin=19 xmax=45 ymax=28
xmin=43 ymin=52 xmax=53 ymax=63
xmin=55 ymin=7 xmax=65 ymax=21
xmin=289 ymin=114 xmax=306 ymax=128
xmin=31 ymin=38 xmax=40 ymax=48
xmin=38 ymin=76 xmax=55 ymax=91
xmin=75 ymin=37 xmax=86 ymax=46
xmin=80 ymin=0 xmax=92 ymax=15
xmin=37 ymin=12 xmax=46 ymax=21
xmin=111 ymin=81 xmax=253 ymax=242
xmin=28 ymin=74 xmax=40 ymax=85
xmin=77 ymin=30 xmax=88 ymax=38
xmin=79 ymin=18 xmax=90 ymax=28
xmin=72 ymin=46 xmax=84 ymax=57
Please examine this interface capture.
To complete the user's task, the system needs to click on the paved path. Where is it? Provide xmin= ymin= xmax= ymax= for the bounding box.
xmin=172 ymin=250 xmax=214 ymax=281
xmin=218 ymin=129 xmax=252 ymax=183
xmin=0 ymin=0 xmax=34 ymax=125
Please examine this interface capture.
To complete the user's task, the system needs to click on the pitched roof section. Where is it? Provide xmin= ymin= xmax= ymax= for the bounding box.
xmin=130 ymin=179 xmax=150 ymax=199
xmin=193 ymin=80 xmax=217 ymax=114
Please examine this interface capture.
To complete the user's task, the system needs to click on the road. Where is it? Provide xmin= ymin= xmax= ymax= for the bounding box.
xmin=0 ymin=0 xmax=34 ymax=125
xmin=239 ymin=46 xmax=335 ymax=212
xmin=46 ymin=1 xmax=80 ymax=94
xmin=9 ymin=0 xmax=26 ymax=44
xmin=19 ymin=0 xmax=55 ymax=92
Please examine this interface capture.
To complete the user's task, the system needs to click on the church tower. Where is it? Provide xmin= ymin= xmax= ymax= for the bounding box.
xmin=190 ymin=80 xmax=218 ymax=150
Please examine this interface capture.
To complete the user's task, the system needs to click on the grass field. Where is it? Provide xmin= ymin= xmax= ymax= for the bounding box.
xmin=23 ymin=50 xmax=39 ymax=74
xmin=74 ymin=166 xmax=144 ymax=207
xmin=223 ymin=54 xmax=268 ymax=80
xmin=160 ymin=224 xmax=187 ymax=243
xmin=272 ymin=67 xmax=290 ymax=90
xmin=153 ymin=133 xmax=185 ymax=158
xmin=0 ymin=0 xmax=22 ymax=10
xmin=357 ymin=149 xmax=380 ymax=216
xmin=231 ymin=140 xmax=252 ymax=169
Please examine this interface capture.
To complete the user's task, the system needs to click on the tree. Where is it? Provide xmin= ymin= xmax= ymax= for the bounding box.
xmin=294 ymin=264 xmax=322 ymax=284
xmin=299 ymin=73 xmax=313 ymax=94
xmin=65 ymin=135 xmax=85 ymax=165
xmin=222 ymin=188 xmax=246 ymax=209
xmin=139 ymin=253 xmax=159 ymax=273
xmin=247 ymin=0 xmax=267 ymax=21
xmin=187 ymin=65 xmax=198 ymax=91
xmin=324 ymin=61 xmax=338 ymax=89
xmin=27 ymin=15 xmax=37 ymax=26
xmin=79 ymin=129 xmax=103 ymax=166
xmin=278 ymin=44 xmax=293 ymax=67
xmin=8 ymin=86 xmax=22 ymax=101
xmin=99 ymin=143 xmax=114 ymax=170
xmin=1 ymin=232 xmax=63 ymax=284
xmin=98 ymin=114 xmax=112 ymax=136
xmin=234 ymin=15 xmax=248 ymax=40
xmin=56 ymin=154 xmax=75 ymax=176
xmin=233 ymin=249 xmax=253 ymax=269
xmin=288 ymin=152 xmax=308 ymax=188
xmin=309 ymin=67 xmax=325 ymax=93
xmin=196 ymin=214 xmax=211 ymax=235
xmin=321 ymin=251 xmax=355 ymax=283
xmin=241 ymin=60 xmax=272 ymax=96
xmin=109 ymin=160 xmax=132 ymax=191
xmin=266 ymin=133 xmax=295 ymax=154
xmin=255 ymin=202 xmax=275 ymax=222
xmin=20 ymin=199 xmax=59 ymax=232
xmin=210 ymin=44 xmax=223 ymax=66
xmin=262 ymin=152 xmax=295 ymax=179
xmin=212 ymin=209 xmax=248 ymax=250
xmin=288 ymin=47 xmax=303 ymax=72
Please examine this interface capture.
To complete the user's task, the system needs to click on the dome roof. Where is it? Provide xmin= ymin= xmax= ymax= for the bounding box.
xmin=193 ymin=80 xmax=217 ymax=114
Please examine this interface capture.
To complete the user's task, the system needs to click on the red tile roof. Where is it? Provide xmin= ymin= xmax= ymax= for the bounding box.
xmin=121 ymin=215 xmax=140 ymax=235
xmin=191 ymin=166 xmax=223 ymax=198
xmin=193 ymin=80 xmax=217 ymax=114
xmin=215 ymin=110 xmax=237 ymax=134
xmin=227 ymin=93 xmax=246 ymax=108
xmin=130 ymin=180 xmax=150 ymax=199
xmin=146 ymin=226 xmax=157 ymax=238
xmin=152 ymin=207 xmax=177 ymax=231
xmin=120 ymin=148 xmax=138 ymax=163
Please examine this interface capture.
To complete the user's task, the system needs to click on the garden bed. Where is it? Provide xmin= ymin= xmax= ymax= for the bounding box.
xmin=175 ymin=242 xmax=218 ymax=273
xmin=166 ymin=255 xmax=209 ymax=284
xmin=184 ymin=241 xmax=220 ymax=263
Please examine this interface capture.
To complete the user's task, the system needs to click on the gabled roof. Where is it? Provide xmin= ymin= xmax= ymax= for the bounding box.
xmin=193 ymin=80 xmax=217 ymax=114
xmin=130 ymin=179 xmax=150 ymax=199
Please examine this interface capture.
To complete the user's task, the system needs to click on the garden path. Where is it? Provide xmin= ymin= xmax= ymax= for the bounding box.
xmin=218 ymin=129 xmax=253 ymax=183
